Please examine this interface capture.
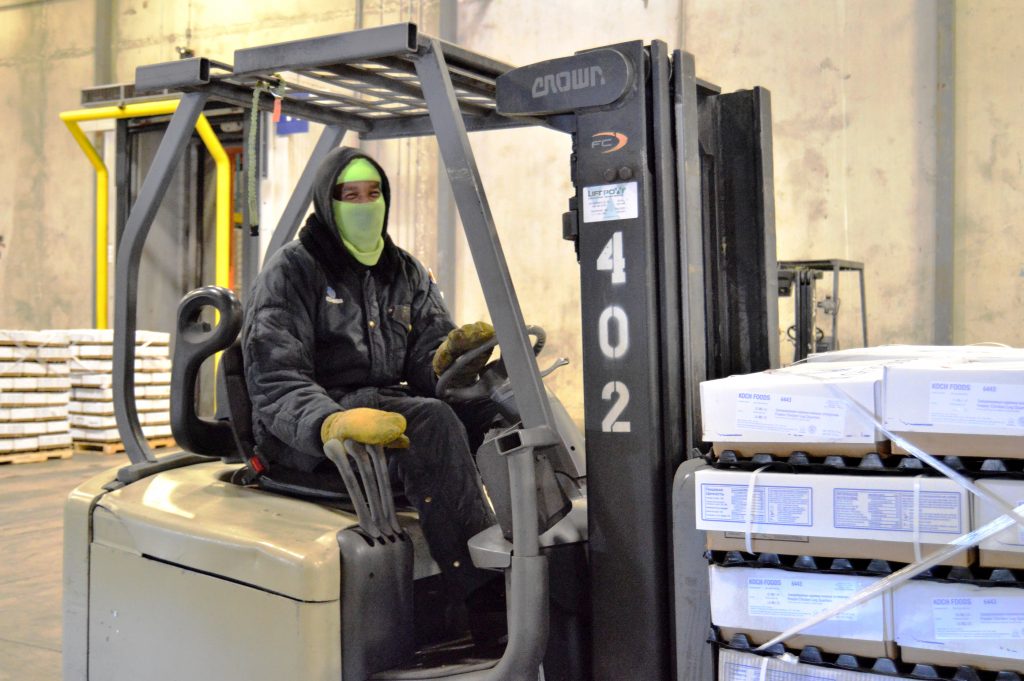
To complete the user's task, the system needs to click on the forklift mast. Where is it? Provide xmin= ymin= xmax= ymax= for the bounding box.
xmin=497 ymin=41 xmax=778 ymax=680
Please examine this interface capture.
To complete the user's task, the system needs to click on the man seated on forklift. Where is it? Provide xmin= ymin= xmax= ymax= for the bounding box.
xmin=242 ymin=147 xmax=505 ymax=643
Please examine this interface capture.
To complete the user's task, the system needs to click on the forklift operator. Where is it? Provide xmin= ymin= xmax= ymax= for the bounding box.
xmin=242 ymin=147 xmax=504 ymax=633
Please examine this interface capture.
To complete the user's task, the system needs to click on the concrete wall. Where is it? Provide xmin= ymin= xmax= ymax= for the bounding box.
xmin=2 ymin=0 xmax=1022 ymax=417
xmin=954 ymin=1 xmax=1024 ymax=345
xmin=453 ymin=0 xmax=941 ymax=417
xmin=0 ymin=0 xmax=97 ymax=329
xmin=684 ymin=0 xmax=939 ymax=355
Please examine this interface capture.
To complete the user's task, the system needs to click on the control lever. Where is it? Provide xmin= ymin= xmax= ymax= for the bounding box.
xmin=540 ymin=357 xmax=569 ymax=379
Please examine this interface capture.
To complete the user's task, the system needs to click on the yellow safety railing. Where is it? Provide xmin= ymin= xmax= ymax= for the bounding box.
xmin=60 ymin=101 xmax=231 ymax=329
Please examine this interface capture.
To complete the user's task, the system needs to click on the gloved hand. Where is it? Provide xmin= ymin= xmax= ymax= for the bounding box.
xmin=432 ymin=321 xmax=495 ymax=388
xmin=320 ymin=408 xmax=410 ymax=449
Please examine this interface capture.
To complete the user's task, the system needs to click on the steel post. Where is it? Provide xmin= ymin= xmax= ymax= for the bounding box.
xmin=113 ymin=92 xmax=208 ymax=465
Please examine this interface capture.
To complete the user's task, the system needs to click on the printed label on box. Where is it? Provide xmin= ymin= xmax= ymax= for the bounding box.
xmin=833 ymin=489 xmax=962 ymax=535
xmin=700 ymin=483 xmax=813 ymax=527
xmin=722 ymin=662 xmax=836 ymax=681
xmin=928 ymin=381 xmax=1024 ymax=431
xmin=734 ymin=392 xmax=849 ymax=437
xmin=932 ymin=596 xmax=1024 ymax=640
xmin=582 ymin=182 xmax=638 ymax=223
xmin=747 ymin=575 xmax=861 ymax=622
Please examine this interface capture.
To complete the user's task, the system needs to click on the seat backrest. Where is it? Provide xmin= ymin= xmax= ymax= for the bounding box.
xmin=170 ymin=286 xmax=244 ymax=457
xmin=220 ymin=341 xmax=256 ymax=458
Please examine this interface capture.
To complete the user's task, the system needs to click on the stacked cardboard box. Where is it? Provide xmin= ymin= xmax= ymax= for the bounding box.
xmin=699 ymin=345 xmax=1024 ymax=674
xmin=0 ymin=331 xmax=72 ymax=461
xmin=700 ymin=360 xmax=886 ymax=458
xmin=57 ymin=329 xmax=173 ymax=450
xmin=718 ymin=648 xmax=902 ymax=681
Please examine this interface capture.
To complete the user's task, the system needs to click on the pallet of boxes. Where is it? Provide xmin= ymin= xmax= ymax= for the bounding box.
xmin=58 ymin=329 xmax=175 ymax=455
xmin=695 ymin=345 xmax=1024 ymax=681
xmin=0 ymin=331 xmax=72 ymax=464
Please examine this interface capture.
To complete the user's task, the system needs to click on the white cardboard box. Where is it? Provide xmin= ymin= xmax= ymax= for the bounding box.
xmin=974 ymin=479 xmax=1024 ymax=569
xmin=0 ymin=345 xmax=71 ymax=361
xmin=69 ymin=344 xmax=168 ymax=359
xmin=0 ymin=330 xmax=67 ymax=346
xmin=71 ymin=385 xmax=171 ymax=401
xmin=0 ymin=377 xmax=71 ymax=392
xmin=709 ymin=565 xmax=895 ymax=658
xmin=68 ymin=358 xmax=172 ymax=373
xmin=0 ymin=432 xmax=71 ymax=453
xmin=69 ymin=398 xmax=169 ymax=415
xmin=0 ymin=361 xmax=70 ymax=377
xmin=882 ymin=359 xmax=1024 ymax=458
xmin=696 ymin=469 xmax=972 ymax=565
xmin=70 ymin=412 xmax=169 ymax=429
xmin=0 ymin=420 xmax=70 ymax=437
xmin=0 ymin=406 xmax=68 ymax=422
xmin=54 ymin=329 xmax=170 ymax=345
xmin=808 ymin=345 xmax=1024 ymax=364
xmin=719 ymin=648 xmax=897 ymax=681
xmin=701 ymin=362 xmax=884 ymax=457
xmin=71 ymin=424 xmax=172 ymax=442
xmin=0 ymin=391 xmax=69 ymax=407
xmin=894 ymin=579 xmax=1024 ymax=673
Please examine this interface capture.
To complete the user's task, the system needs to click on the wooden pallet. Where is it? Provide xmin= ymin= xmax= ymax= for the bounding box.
xmin=73 ymin=437 xmax=179 ymax=456
xmin=0 ymin=448 xmax=73 ymax=465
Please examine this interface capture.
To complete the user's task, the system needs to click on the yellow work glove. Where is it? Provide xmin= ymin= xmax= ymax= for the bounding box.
xmin=432 ymin=321 xmax=496 ymax=388
xmin=320 ymin=408 xmax=410 ymax=449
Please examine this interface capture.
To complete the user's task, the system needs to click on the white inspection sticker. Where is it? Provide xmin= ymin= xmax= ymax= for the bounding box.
xmin=734 ymin=392 xmax=850 ymax=437
xmin=747 ymin=575 xmax=863 ymax=622
xmin=932 ymin=596 xmax=1024 ymax=640
xmin=928 ymin=381 xmax=1024 ymax=431
xmin=582 ymin=182 xmax=638 ymax=223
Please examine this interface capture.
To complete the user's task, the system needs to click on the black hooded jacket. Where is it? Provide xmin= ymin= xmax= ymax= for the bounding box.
xmin=242 ymin=147 xmax=455 ymax=470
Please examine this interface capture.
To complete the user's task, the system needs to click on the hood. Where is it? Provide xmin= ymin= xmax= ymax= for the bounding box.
xmin=301 ymin=146 xmax=397 ymax=279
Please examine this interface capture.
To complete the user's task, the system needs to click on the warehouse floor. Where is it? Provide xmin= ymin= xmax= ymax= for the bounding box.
xmin=0 ymin=452 xmax=124 ymax=681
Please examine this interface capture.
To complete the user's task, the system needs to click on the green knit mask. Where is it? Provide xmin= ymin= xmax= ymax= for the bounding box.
xmin=332 ymin=158 xmax=386 ymax=266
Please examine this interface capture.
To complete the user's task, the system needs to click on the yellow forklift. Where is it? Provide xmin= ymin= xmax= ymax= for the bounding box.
xmin=64 ymin=23 xmax=777 ymax=681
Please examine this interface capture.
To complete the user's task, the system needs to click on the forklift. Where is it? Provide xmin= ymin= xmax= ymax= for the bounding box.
xmin=64 ymin=23 xmax=777 ymax=681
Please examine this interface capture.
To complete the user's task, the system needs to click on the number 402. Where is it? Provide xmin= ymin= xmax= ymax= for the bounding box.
xmin=596 ymin=231 xmax=631 ymax=433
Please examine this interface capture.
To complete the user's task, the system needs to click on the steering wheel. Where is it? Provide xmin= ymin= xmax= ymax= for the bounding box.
xmin=435 ymin=325 xmax=546 ymax=402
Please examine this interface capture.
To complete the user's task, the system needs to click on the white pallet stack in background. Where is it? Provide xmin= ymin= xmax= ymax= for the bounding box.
xmin=56 ymin=329 xmax=174 ymax=454
xmin=0 ymin=331 xmax=72 ymax=464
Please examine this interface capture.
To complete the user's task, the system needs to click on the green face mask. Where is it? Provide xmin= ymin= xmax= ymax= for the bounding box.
xmin=331 ymin=158 xmax=386 ymax=266
xmin=332 ymin=198 xmax=386 ymax=265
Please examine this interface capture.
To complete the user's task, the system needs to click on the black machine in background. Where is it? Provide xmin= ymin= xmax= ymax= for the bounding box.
xmin=778 ymin=259 xmax=868 ymax=362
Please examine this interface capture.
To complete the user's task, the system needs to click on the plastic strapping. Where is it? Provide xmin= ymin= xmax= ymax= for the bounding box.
xmin=754 ymin=500 xmax=1024 ymax=652
xmin=912 ymin=474 xmax=923 ymax=564
xmin=744 ymin=464 xmax=772 ymax=554
xmin=748 ymin=371 xmax=1024 ymax=655
xmin=820 ymin=380 xmax=1024 ymax=530
xmin=758 ymin=654 xmax=769 ymax=681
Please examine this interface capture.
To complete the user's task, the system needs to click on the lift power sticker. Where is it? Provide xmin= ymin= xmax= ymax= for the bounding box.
xmin=582 ymin=182 xmax=638 ymax=223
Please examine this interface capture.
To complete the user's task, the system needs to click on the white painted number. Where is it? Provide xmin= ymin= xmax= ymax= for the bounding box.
xmin=601 ymin=381 xmax=632 ymax=432
xmin=598 ymin=306 xmax=629 ymax=359
xmin=596 ymin=231 xmax=626 ymax=284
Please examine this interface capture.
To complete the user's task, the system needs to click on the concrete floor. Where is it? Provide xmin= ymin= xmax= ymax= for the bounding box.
xmin=0 ymin=452 xmax=122 ymax=681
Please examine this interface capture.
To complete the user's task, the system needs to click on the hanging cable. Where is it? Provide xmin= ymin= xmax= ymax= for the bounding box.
xmin=246 ymin=82 xmax=270 ymax=236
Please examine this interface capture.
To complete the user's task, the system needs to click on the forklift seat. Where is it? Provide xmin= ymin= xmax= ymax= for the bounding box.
xmin=171 ymin=286 xmax=355 ymax=503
